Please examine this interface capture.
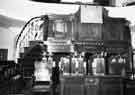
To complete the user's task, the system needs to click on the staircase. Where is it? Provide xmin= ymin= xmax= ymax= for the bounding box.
xmin=14 ymin=14 xmax=53 ymax=95
xmin=15 ymin=14 xmax=69 ymax=95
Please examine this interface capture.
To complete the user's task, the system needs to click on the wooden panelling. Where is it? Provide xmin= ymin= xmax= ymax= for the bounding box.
xmin=60 ymin=76 xmax=84 ymax=95
xmin=103 ymin=17 xmax=126 ymax=41
xmin=77 ymin=23 xmax=102 ymax=41
xmin=60 ymin=76 xmax=124 ymax=95
xmin=73 ymin=16 xmax=129 ymax=43
xmin=100 ymin=77 xmax=123 ymax=95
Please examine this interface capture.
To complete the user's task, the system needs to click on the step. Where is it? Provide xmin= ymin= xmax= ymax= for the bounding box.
xmin=34 ymin=81 xmax=50 ymax=85
xmin=19 ymin=53 xmax=24 ymax=58
xmin=8 ymin=94 xmax=24 ymax=95
xmin=32 ymin=85 xmax=51 ymax=95
xmin=29 ymin=40 xmax=43 ymax=47
xmin=24 ymin=47 xmax=30 ymax=53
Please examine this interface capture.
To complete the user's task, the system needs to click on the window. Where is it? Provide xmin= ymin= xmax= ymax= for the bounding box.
xmin=53 ymin=20 xmax=67 ymax=39
xmin=0 ymin=49 xmax=8 ymax=61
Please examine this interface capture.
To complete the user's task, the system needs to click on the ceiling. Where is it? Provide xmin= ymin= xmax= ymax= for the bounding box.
xmin=29 ymin=0 xmax=135 ymax=7
xmin=0 ymin=0 xmax=135 ymax=25
xmin=0 ymin=15 xmax=25 ymax=28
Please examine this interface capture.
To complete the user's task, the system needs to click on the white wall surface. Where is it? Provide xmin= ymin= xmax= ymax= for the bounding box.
xmin=0 ymin=0 xmax=135 ymax=60
xmin=0 ymin=27 xmax=24 ymax=60
xmin=0 ymin=27 xmax=16 ymax=60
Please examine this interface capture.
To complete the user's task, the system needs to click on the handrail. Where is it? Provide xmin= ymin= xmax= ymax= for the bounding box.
xmin=15 ymin=15 xmax=46 ymax=48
